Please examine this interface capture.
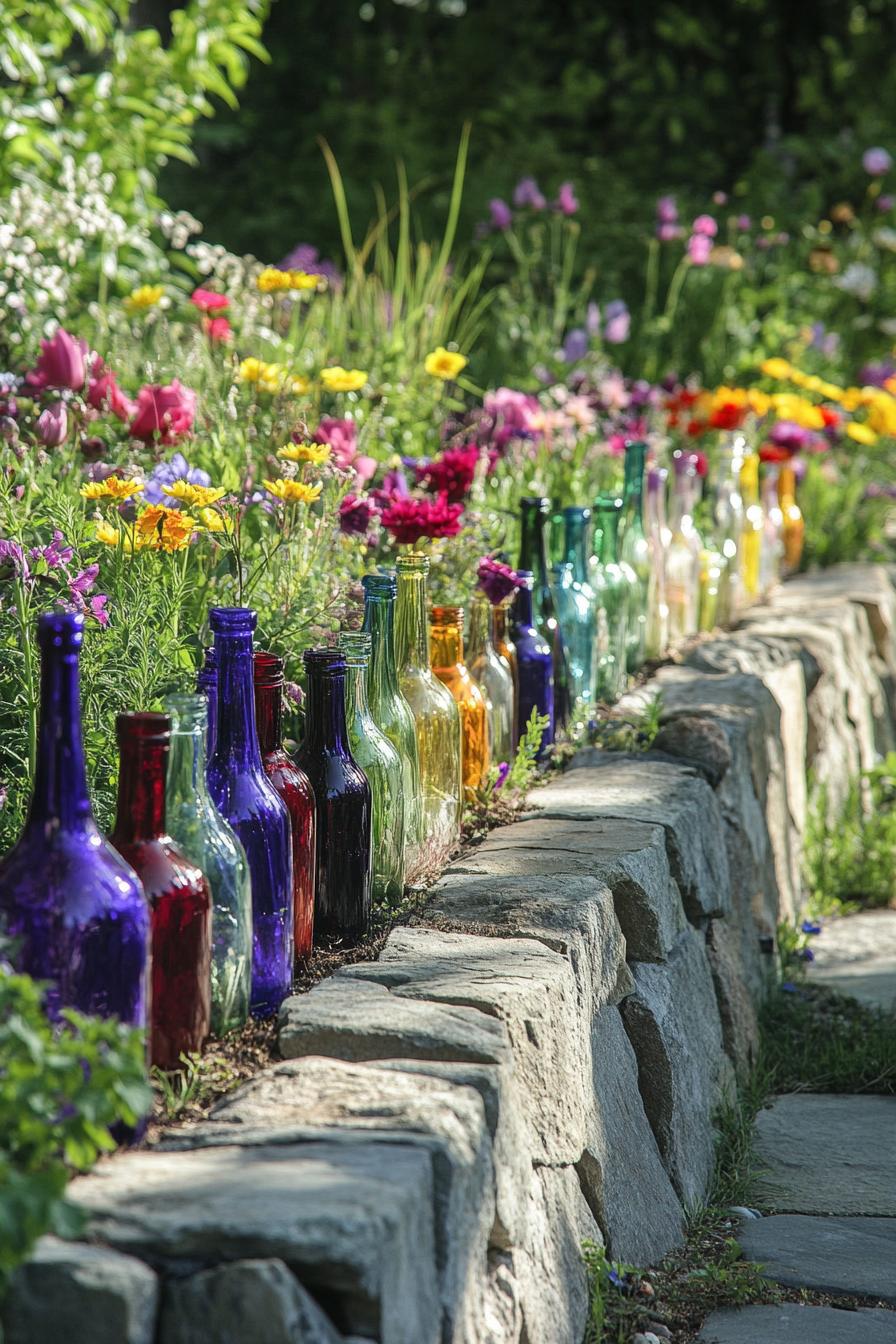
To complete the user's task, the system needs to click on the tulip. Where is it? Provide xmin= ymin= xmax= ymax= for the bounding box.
xmin=28 ymin=329 xmax=88 ymax=391
xmin=36 ymin=402 xmax=68 ymax=447
xmin=129 ymin=380 xmax=196 ymax=444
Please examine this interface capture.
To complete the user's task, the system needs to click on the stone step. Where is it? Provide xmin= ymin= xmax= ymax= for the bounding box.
xmin=698 ymin=1303 xmax=896 ymax=1343
xmin=737 ymin=1213 xmax=896 ymax=1304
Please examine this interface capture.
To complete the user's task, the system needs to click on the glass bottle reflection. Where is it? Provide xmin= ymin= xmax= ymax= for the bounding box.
xmin=712 ymin=433 xmax=746 ymax=625
xmin=0 ymin=612 xmax=149 ymax=1028
xmin=466 ymin=593 xmax=515 ymax=764
xmin=778 ymin=463 xmax=805 ymax=574
xmin=591 ymin=496 xmax=629 ymax=699
xmin=491 ymin=597 xmax=518 ymax=751
xmin=518 ymin=496 xmax=571 ymax=729
xmin=620 ymin=441 xmax=650 ymax=670
xmin=110 ymin=712 xmax=211 ymax=1071
xmin=295 ymin=648 xmax=372 ymax=946
xmin=760 ymin=465 xmax=783 ymax=594
xmin=394 ymin=553 xmax=463 ymax=870
xmin=510 ymin=572 xmax=555 ymax=758
xmin=645 ymin=466 xmax=670 ymax=657
xmin=430 ymin=605 xmax=490 ymax=792
xmin=559 ymin=506 xmax=599 ymax=705
xmin=206 ymin=607 xmax=293 ymax=1016
xmin=164 ymin=693 xmax=252 ymax=1036
xmin=254 ymin=652 xmax=316 ymax=964
xmin=338 ymin=631 xmax=406 ymax=906
xmin=665 ymin=455 xmax=701 ymax=641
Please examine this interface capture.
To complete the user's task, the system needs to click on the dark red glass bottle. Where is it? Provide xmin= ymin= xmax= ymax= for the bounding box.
xmin=109 ymin=713 xmax=212 ymax=1071
xmin=253 ymin=651 xmax=316 ymax=964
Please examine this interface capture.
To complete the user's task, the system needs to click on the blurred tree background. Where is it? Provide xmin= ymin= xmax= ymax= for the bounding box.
xmin=153 ymin=0 xmax=896 ymax=270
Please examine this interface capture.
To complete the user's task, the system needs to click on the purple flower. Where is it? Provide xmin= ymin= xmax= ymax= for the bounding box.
xmin=284 ymin=680 xmax=304 ymax=708
xmin=692 ymin=214 xmax=718 ymax=238
xmin=88 ymin=595 xmax=110 ymax=627
xmin=736 ymin=214 xmax=752 ymax=231
xmin=562 ymin=328 xmax=589 ymax=363
xmin=656 ymin=222 xmax=683 ymax=242
xmin=877 ymin=195 xmax=895 ymax=212
xmin=69 ymin=564 xmax=99 ymax=596
xmin=781 ymin=982 xmax=797 ymax=993
xmin=339 ymin=492 xmax=379 ymax=537
xmin=36 ymin=402 xmax=68 ymax=447
xmin=603 ymin=300 xmax=631 ymax=344
xmin=801 ymin=920 xmax=822 ymax=935
xmin=29 ymin=530 xmax=74 ymax=570
xmin=809 ymin=322 xmax=840 ymax=358
xmin=858 ymin=360 xmax=896 ymax=388
xmin=488 ymin=198 xmax=513 ymax=231
xmin=513 ymin=176 xmax=546 ymax=210
xmin=769 ymin=420 xmax=812 ymax=455
xmin=688 ymin=233 xmax=712 ymax=265
xmin=863 ymin=146 xmax=892 ymax=176
xmin=0 ymin=538 xmax=29 ymax=579
xmin=493 ymin=761 xmax=510 ymax=792
xmin=799 ymin=947 xmax=815 ymax=962
xmin=477 ymin=555 xmax=525 ymax=605
xmin=143 ymin=452 xmax=211 ymax=506
xmin=656 ymin=195 xmax=678 ymax=224
xmin=586 ymin=302 xmax=601 ymax=337
xmin=277 ymin=242 xmax=341 ymax=287
xmin=554 ymin=181 xmax=579 ymax=216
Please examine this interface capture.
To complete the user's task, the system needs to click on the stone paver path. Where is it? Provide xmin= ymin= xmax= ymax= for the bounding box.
xmin=807 ymin=909 xmax=896 ymax=1011
xmin=698 ymin=1303 xmax=896 ymax=1343
xmin=737 ymin=1214 xmax=896 ymax=1303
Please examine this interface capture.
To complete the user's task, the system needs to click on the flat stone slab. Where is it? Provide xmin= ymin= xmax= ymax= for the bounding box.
xmin=753 ymin=1094 xmax=896 ymax=1214
xmin=737 ymin=1214 xmax=896 ymax=1304
xmin=808 ymin=911 xmax=896 ymax=1012
xmin=698 ymin=1303 xmax=896 ymax=1343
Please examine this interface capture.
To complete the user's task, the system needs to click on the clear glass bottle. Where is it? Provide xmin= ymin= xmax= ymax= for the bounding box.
xmin=778 ymin=462 xmax=805 ymax=575
xmin=645 ymin=466 xmax=670 ymax=657
xmin=665 ymin=455 xmax=701 ymax=641
xmin=362 ymin=573 xmax=423 ymax=857
xmin=394 ymin=553 xmax=462 ymax=871
xmin=254 ymin=652 xmax=316 ymax=964
xmin=510 ymin=572 xmax=554 ymax=758
xmin=164 ymin=693 xmax=252 ymax=1036
xmin=492 ymin=597 xmax=518 ymax=723
xmin=338 ymin=631 xmax=406 ymax=907
xmin=0 ymin=612 xmax=149 ymax=1028
xmin=430 ymin=605 xmax=490 ymax=792
xmin=206 ymin=607 xmax=293 ymax=1017
xmin=295 ymin=648 xmax=372 ymax=946
xmin=518 ymin=496 xmax=571 ymax=729
xmin=559 ymin=506 xmax=599 ymax=705
xmin=591 ymin=496 xmax=630 ymax=699
xmin=739 ymin=450 xmax=764 ymax=604
xmin=196 ymin=645 xmax=217 ymax=760
xmin=712 ymin=435 xmax=746 ymax=626
xmin=760 ymin=466 xmax=783 ymax=594
xmin=466 ymin=593 xmax=515 ymax=764
xmin=110 ymin=712 xmax=212 ymax=1071
xmin=620 ymin=441 xmax=650 ymax=670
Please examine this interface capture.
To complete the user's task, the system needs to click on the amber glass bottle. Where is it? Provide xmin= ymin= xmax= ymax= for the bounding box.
xmin=430 ymin=605 xmax=490 ymax=792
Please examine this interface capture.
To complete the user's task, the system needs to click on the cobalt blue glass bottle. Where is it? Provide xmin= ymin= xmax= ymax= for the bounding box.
xmin=0 ymin=612 xmax=149 ymax=1027
xmin=510 ymin=571 xmax=555 ymax=759
xmin=296 ymin=648 xmax=372 ymax=947
xmin=206 ymin=607 xmax=293 ymax=1016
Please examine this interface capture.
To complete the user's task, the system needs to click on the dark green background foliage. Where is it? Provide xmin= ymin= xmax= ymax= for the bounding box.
xmin=158 ymin=0 xmax=896 ymax=263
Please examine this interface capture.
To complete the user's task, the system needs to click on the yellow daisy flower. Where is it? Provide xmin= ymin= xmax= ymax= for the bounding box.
xmin=424 ymin=346 xmax=468 ymax=380
xmin=124 ymin=284 xmax=165 ymax=313
xmin=845 ymin=421 xmax=879 ymax=445
xmin=320 ymin=366 xmax=368 ymax=393
xmin=760 ymin=357 xmax=793 ymax=381
xmin=277 ymin=442 xmax=332 ymax=466
xmin=135 ymin=505 xmax=197 ymax=552
xmin=162 ymin=480 xmax=227 ymax=508
xmin=80 ymin=478 xmax=145 ymax=502
xmin=263 ymin=478 xmax=323 ymax=505
xmin=197 ymin=507 xmax=233 ymax=534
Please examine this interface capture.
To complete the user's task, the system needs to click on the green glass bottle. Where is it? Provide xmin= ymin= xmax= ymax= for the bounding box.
xmin=620 ymin=441 xmax=651 ymax=671
xmin=164 ymin=692 xmax=252 ymax=1035
xmin=338 ymin=632 xmax=406 ymax=907
xmin=393 ymin=554 xmax=462 ymax=872
xmin=557 ymin=506 xmax=599 ymax=705
xmin=518 ymin=496 xmax=572 ymax=729
xmin=591 ymin=496 xmax=630 ymax=700
xmin=466 ymin=592 xmax=515 ymax=765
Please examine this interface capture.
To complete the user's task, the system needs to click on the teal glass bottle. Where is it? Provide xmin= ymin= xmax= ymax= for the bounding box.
xmin=338 ymin=631 xmax=406 ymax=907
xmin=591 ymin=496 xmax=630 ymax=700
xmin=558 ymin=506 xmax=599 ymax=705
xmin=518 ymin=496 xmax=572 ymax=729
xmin=362 ymin=573 xmax=423 ymax=856
xmin=164 ymin=693 xmax=252 ymax=1036
xmin=620 ymin=441 xmax=650 ymax=671
xmin=465 ymin=593 xmax=515 ymax=765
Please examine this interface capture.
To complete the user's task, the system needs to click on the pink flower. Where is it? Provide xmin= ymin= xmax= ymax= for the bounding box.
xmin=477 ymin=556 xmax=524 ymax=604
xmin=657 ymin=222 xmax=683 ymax=242
xmin=863 ymin=147 xmax=892 ymax=176
xmin=204 ymin=316 xmax=232 ymax=343
xmin=417 ymin=444 xmax=480 ymax=503
xmin=687 ymin=233 xmax=712 ymax=266
xmin=339 ymin=493 xmax=379 ymax=536
xmin=87 ymin=366 xmax=136 ymax=422
xmin=381 ymin=492 xmax=464 ymax=545
xmin=488 ymin=198 xmax=513 ymax=231
xmin=27 ymin=328 xmax=88 ymax=391
xmin=190 ymin=287 xmax=230 ymax=313
xmin=314 ymin=416 xmax=376 ymax=483
xmin=129 ymin=380 xmax=197 ymax=444
xmin=692 ymin=214 xmax=718 ymax=237
xmin=36 ymin=402 xmax=68 ymax=447
xmin=482 ymin=386 xmax=542 ymax=449
xmin=554 ymin=182 xmax=579 ymax=216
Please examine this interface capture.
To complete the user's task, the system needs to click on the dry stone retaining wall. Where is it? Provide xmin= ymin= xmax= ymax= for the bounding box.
xmin=5 ymin=563 xmax=896 ymax=1344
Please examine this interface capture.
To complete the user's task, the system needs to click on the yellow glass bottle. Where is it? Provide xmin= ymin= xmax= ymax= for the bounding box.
xmin=430 ymin=605 xmax=490 ymax=794
xmin=778 ymin=463 xmax=805 ymax=574
xmin=739 ymin=451 xmax=764 ymax=604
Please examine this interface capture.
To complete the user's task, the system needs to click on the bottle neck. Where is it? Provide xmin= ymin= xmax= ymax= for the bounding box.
xmin=27 ymin=638 xmax=93 ymax=833
xmin=167 ymin=724 xmax=211 ymax=809
xmin=114 ymin=740 xmax=168 ymax=843
xmin=430 ymin=621 xmax=464 ymax=668
xmin=212 ymin=630 xmax=263 ymax=769
xmin=519 ymin=507 xmax=549 ymax=582
xmin=512 ymin=585 xmax=535 ymax=630
xmin=344 ymin=659 xmax=373 ymax=730
xmin=563 ymin=518 xmax=589 ymax=580
xmin=594 ymin=512 xmax=619 ymax=563
xmin=778 ymin=464 xmax=797 ymax=501
xmin=465 ymin=596 xmax=491 ymax=661
xmin=395 ymin=568 xmax=429 ymax=672
xmin=254 ymin=680 xmax=284 ymax=756
xmin=670 ymin=470 xmax=695 ymax=528
xmin=363 ymin=594 xmax=400 ymax=703
xmin=305 ymin=667 xmax=350 ymax=754
xmin=493 ymin=601 xmax=511 ymax=648
xmin=623 ymin=447 xmax=646 ymax=521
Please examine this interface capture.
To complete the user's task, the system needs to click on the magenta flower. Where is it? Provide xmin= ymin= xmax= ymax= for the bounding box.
xmin=190 ymin=287 xmax=230 ymax=313
xmin=554 ymin=182 xmax=579 ymax=216
xmin=688 ymin=233 xmax=712 ymax=265
xmin=477 ymin=555 xmax=524 ymax=604
xmin=656 ymin=195 xmax=678 ymax=224
xmin=877 ymin=195 xmax=895 ymax=212
xmin=69 ymin=564 xmax=99 ymax=596
xmin=87 ymin=364 xmax=136 ymax=422
xmin=657 ymin=222 xmax=683 ymax=242
xmin=488 ymin=198 xmax=513 ymax=231
xmin=314 ymin=416 xmax=376 ymax=484
xmin=0 ymin=539 xmax=29 ymax=579
xmin=513 ymin=177 xmax=546 ymax=210
xmin=736 ymin=214 xmax=752 ymax=231
xmin=863 ymin=146 xmax=892 ymax=176
xmin=692 ymin=214 xmax=718 ymax=237
xmin=339 ymin=493 xmax=379 ymax=537
xmin=603 ymin=301 xmax=631 ymax=344
xmin=381 ymin=493 xmax=464 ymax=545
xmin=493 ymin=761 xmax=510 ymax=791
xmin=29 ymin=531 xmax=73 ymax=570
xmin=129 ymin=380 xmax=196 ymax=444
xmin=418 ymin=444 xmax=480 ymax=503
xmin=27 ymin=328 xmax=88 ymax=391
xmin=36 ymin=402 xmax=68 ymax=447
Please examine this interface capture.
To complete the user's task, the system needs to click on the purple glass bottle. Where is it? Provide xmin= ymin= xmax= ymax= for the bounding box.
xmin=295 ymin=649 xmax=372 ymax=948
xmin=196 ymin=645 xmax=217 ymax=759
xmin=510 ymin=570 xmax=555 ymax=759
xmin=0 ymin=612 xmax=149 ymax=1025
xmin=206 ymin=607 xmax=293 ymax=1016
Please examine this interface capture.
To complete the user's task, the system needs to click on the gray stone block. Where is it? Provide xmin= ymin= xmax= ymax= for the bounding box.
xmin=159 ymin=1258 xmax=341 ymax=1343
xmin=698 ymin=1304 xmax=896 ymax=1343
xmin=513 ymin=1167 xmax=602 ymax=1344
xmin=620 ymin=927 xmax=732 ymax=1207
xmin=737 ymin=1213 xmax=896 ymax=1304
xmin=706 ymin=919 xmax=760 ymax=1076
xmin=67 ymin=1140 xmax=439 ymax=1344
xmin=1 ymin=1236 xmax=158 ymax=1344
xmin=446 ymin=815 xmax=687 ymax=963
xmin=652 ymin=715 xmax=733 ymax=786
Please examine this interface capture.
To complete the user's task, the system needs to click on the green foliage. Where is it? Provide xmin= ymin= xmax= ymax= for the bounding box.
xmin=151 ymin=1050 xmax=238 ymax=1120
xmin=0 ymin=965 xmax=151 ymax=1289
xmin=805 ymin=760 xmax=896 ymax=914
xmin=508 ymin=708 xmax=552 ymax=792
xmin=585 ymin=695 xmax=663 ymax=754
xmin=799 ymin=458 xmax=892 ymax=572
xmin=760 ymin=983 xmax=896 ymax=1095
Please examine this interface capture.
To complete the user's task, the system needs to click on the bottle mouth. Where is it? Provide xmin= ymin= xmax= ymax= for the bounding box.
xmin=253 ymin=649 xmax=285 ymax=689
xmin=362 ymin=573 xmax=396 ymax=599
xmin=514 ymin=569 xmax=535 ymax=590
xmin=521 ymin=495 xmax=550 ymax=512
xmin=396 ymin=553 xmax=430 ymax=574
xmin=430 ymin=604 xmax=464 ymax=627
xmin=37 ymin=610 xmax=84 ymax=650
xmin=563 ymin=505 xmax=591 ymax=521
xmin=116 ymin=711 xmax=170 ymax=746
xmin=209 ymin=606 xmax=257 ymax=634
xmin=164 ymin=693 xmax=207 ymax=730
xmin=593 ymin=493 xmax=623 ymax=512
xmin=303 ymin=647 xmax=346 ymax=675
xmin=338 ymin=630 xmax=372 ymax=655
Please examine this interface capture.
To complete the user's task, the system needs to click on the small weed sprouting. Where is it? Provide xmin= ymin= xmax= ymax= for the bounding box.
xmin=151 ymin=1050 xmax=240 ymax=1121
xmin=463 ymin=708 xmax=550 ymax=838
xmin=804 ymin=760 xmax=896 ymax=913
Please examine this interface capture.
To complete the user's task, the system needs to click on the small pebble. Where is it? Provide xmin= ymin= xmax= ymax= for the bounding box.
xmin=648 ymin=1325 xmax=673 ymax=1340
xmin=633 ymin=1334 xmax=661 ymax=1344
xmin=639 ymin=1279 xmax=655 ymax=1297
xmin=728 ymin=1205 xmax=762 ymax=1219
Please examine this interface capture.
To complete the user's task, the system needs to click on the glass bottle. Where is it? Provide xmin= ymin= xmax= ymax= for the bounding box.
xmin=196 ymin=645 xmax=217 ymax=759
xmin=164 ymin=693 xmax=251 ymax=1036
xmin=591 ymin=496 xmax=629 ymax=699
xmin=491 ymin=597 xmax=518 ymax=750
xmin=665 ymin=455 xmax=701 ymax=641
xmin=518 ymin=496 xmax=571 ymax=730
xmin=362 ymin=573 xmax=423 ymax=856
xmin=645 ymin=466 xmax=670 ymax=657
xmin=395 ymin=553 xmax=463 ymax=869
xmin=109 ymin=713 xmax=211 ymax=1071
xmin=430 ymin=605 xmax=490 ymax=792
xmin=739 ymin=450 xmax=764 ymax=604
xmin=510 ymin=572 xmax=554 ymax=758
xmin=778 ymin=463 xmax=805 ymax=574
xmin=760 ymin=465 xmax=783 ymax=594
xmin=206 ymin=607 xmax=293 ymax=1016
xmin=466 ymin=593 xmax=515 ymax=764
xmin=338 ymin=631 xmax=405 ymax=906
xmin=620 ymin=441 xmax=650 ymax=670
xmin=295 ymin=649 xmax=372 ymax=946
xmin=698 ymin=543 xmax=725 ymax=632
xmin=254 ymin=652 xmax=316 ymax=964
xmin=712 ymin=435 xmax=746 ymax=626
xmin=559 ymin=506 xmax=599 ymax=705
xmin=0 ymin=612 xmax=148 ymax=1027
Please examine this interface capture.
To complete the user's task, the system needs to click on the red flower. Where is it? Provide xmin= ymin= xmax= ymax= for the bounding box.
xmin=190 ymin=287 xmax=230 ymax=313
xmin=708 ymin=402 xmax=746 ymax=430
xmin=381 ymin=492 xmax=464 ymax=545
xmin=417 ymin=444 xmax=480 ymax=503
xmin=87 ymin=365 xmax=136 ymax=422
xmin=129 ymin=380 xmax=196 ymax=444
xmin=203 ymin=316 xmax=233 ymax=343
xmin=759 ymin=443 xmax=792 ymax=463
xmin=820 ymin=406 xmax=840 ymax=428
